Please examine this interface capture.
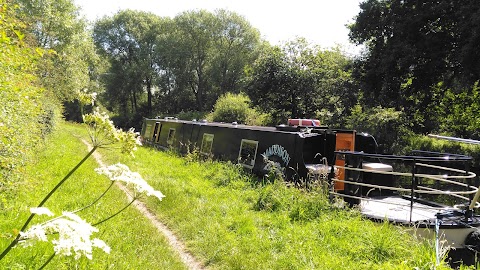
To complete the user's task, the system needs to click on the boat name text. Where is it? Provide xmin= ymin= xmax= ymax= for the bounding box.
xmin=262 ymin=144 xmax=291 ymax=165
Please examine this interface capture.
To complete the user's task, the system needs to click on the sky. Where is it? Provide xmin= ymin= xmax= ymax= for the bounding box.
xmin=74 ymin=0 xmax=363 ymax=55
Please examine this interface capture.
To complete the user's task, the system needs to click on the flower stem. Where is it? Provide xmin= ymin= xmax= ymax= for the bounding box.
xmin=38 ymin=253 xmax=56 ymax=270
xmin=93 ymin=197 xmax=136 ymax=227
xmin=0 ymin=146 xmax=97 ymax=261
xmin=72 ymin=181 xmax=115 ymax=214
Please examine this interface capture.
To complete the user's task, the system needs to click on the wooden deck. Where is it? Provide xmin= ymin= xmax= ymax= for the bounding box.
xmin=359 ymin=196 xmax=447 ymax=223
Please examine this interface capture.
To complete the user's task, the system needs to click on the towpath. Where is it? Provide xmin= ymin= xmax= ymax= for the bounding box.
xmin=81 ymin=139 xmax=204 ymax=270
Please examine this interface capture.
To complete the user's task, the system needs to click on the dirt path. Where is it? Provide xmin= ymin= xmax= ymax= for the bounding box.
xmin=82 ymin=139 xmax=204 ymax=270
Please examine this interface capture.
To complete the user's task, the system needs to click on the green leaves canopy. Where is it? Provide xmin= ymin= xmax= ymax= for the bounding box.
xmin=246 ymin=39 xmax=355 ymax=125
xmin=93 ymin=9 xmax=261 ymax=117
xmin=14 ymin=0 xmax=97 ymax=103
xmin=349 ymin=0 xmax=480 ymax=134
xmin=94 ymin=10 xmax=166 ymax=115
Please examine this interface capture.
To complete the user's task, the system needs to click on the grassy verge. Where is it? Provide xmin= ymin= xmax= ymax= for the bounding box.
xmin=0 ymin=121 xmax=457 ymax=269
xmin=98 ymin=132 xmax=451 ymax=269
xmin=0 ymin=122 xmax=186 ymax=269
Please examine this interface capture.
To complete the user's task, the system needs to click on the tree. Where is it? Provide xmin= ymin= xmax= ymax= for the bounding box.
xmin=164 ymin=9 xmax=261 ymax=112
xmin=210 ymin=10 xmax=260 ymax=96
xmin=94 ymin=10 xmax=166 ymax=115
xmin=168 ymin=10 xmax=217 ymax=111
xmin=246 ymin=39 xmax=355 ymax=125
xmin=14 ymin=0 xmax=97 ymax=103
xmin=349 ymin=0 xmax=480 ymax=133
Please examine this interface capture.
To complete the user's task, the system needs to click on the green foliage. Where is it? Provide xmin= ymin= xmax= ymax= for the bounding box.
xmin=166 ymin=9 xmax=261 ymax=111
xmin=253 ymin=181 xmax=330 ymax=222
xmin=253 ymin=183 xmax=285 ymax=212
xmin=346 ymin=104 xmax=412 ymax=154
xmin=207 ymin=93 xmax=269 ymax=125
xmin=93 ymin=9 xmax=261 ymax=125
xmin=38 ymin=92 xmax=62 ymax=138
xmin=94 ymin=10 xmax=165 ymax=117
xmin=349 ymin=0 xmax=480 ymax=134
xmin=173 ymin=111 xmax=208 ymax=122
xmin=439 ymin=82 xmax=480 ymax=139
xmin=0 ymin=1 xmax=60 ymax=183
xmin=403 ymin=134 xmax=480 ymax=175
xmin=14 ymin=0 xmax=99 ymax=104
xmin=246 ymin=39 xmax=356 ymax=125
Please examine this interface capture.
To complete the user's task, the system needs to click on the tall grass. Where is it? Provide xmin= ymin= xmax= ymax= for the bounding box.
xmin=1 ymin=121 xmax=455 ymax=269
xmin=100 ymin=139 xmax=451 ymax=269
xmin=0 ymin=122 xmax=186 ymax=269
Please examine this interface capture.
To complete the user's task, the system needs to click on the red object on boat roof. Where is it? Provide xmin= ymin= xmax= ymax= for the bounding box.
xmin=288 ymin=119 xmax=321 ymax=127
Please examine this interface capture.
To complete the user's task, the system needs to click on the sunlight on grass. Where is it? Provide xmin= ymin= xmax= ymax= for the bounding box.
xmin=98 ymin=131 xmax=451 ymax=269
xmin=0 ymin=122 xmax=186 ymax=269
xmin=2 ymin=121 xmax=453 ymax=269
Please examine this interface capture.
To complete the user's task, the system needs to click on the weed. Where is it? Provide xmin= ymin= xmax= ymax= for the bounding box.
xmin=253 ymin=184 xmax=285 ymax=212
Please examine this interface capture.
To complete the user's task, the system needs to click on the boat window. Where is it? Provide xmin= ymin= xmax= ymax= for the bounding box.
xmin=167 ymin=128 xmax=175 ymax=146
xmin=200 ymin=133 xmax=214 ymax=155
xmin=152 ymin=122 xmax=160 ymax=142
xmin=155 ymin=123 xmax=162 ymax=143
xmin=238 ymin=139 xmax=258 ymax=169
xmin=144 ymin=122 xmax=153 ymax=140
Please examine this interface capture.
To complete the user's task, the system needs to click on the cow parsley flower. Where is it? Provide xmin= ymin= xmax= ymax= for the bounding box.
xmin=18 ymin=224 xmax=48 ymax=247
xmin=82 ymin=108 xmax=139 ymax=155
xmin=83 ymin=108 xmax=120 ymax=148
xmin=92 ymin=238 xmax=111 ymax=254
xmin=95 ymin=163 xmax=165 ymax=200
xmin=18 ymin=212 xmax=110 ymax=260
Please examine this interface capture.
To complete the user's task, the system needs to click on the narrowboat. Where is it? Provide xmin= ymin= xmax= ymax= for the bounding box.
xmin=140 ymin=117 xmax=378 ymax=183
xmin=140 ymin=117 xmax=480 ymax=265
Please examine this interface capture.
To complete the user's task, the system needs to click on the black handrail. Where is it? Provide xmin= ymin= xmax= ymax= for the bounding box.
xmin=331 ymin=150 xmax=476 ymax=221
xmin=333 ymin=150 xmax=472 ymax=162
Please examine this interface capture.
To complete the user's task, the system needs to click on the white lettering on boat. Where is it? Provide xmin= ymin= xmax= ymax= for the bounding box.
xmin=262 ymin=144 xmax=291 ymax=166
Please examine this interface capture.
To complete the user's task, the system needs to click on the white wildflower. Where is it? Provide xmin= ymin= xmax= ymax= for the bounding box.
xmin=90 ymin=92 xmax=97 ymax=106
xmin=77 ymin=89 xmax=97 ymax=107
xmin=49 ymin=212 xmax=104 ymax=260
xmin=92 ymin=238 xmax=111 ymax=254
xmin=30 ymin=207 xmax=54 ymax=216
xmin=83 ymin=108 xmax=121 ymax=147
xmin=19 ymin=224 xmax=48 ymax=247
xmin=18 ymin=212 xmax=109 ymax=260
xmin=95 ymin=163 xmax=165 ymax=200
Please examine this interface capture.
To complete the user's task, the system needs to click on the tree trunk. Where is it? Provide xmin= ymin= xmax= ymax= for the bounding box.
xmin=195 ymin=67 xmax=204 ymax=111
xmin=146 ymin=77 xmax=152 ymax=114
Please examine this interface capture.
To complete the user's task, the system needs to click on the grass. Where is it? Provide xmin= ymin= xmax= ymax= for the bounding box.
xmin=98 ymin=130 xmax=451 ymax=269
xmin=0 ymin=122 xmax=187 ymax=269
xmin=0 ymin=121 xmax=456 ymax=269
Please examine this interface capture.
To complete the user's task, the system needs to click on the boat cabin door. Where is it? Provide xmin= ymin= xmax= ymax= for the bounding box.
xmin=334 ymin=132 xmax=355 ymax=191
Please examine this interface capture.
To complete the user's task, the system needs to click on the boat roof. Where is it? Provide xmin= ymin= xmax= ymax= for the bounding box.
xmin=146 ymin=117 xmax=331 ymax=135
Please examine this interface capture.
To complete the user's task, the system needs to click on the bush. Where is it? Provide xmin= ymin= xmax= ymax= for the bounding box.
xmin=207 ymin=93 xmax=269 ymax=126
xmin=345 ymin=105 xmax=412 ymax=154
xmin=39 ymin=94 xmax=61 ymax=138
xmin=439 ymin=82 xmax=480 ymax=139
xmin=253 ymin=183 xmax=285 ymax=212
xmin=0 ymin=3 xmax=55 ymax=183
